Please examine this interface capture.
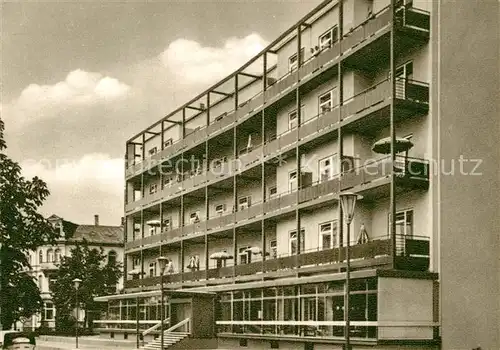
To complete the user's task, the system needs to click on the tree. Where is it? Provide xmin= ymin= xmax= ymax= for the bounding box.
xmin=0 ymin=118 xmax=60 ymax=330
xmin=51 ymin=243 xmax=122 ymax=331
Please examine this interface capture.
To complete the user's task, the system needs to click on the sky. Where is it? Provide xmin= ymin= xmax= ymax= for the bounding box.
xmin=1 ymin=0 xmax=323 ymax=226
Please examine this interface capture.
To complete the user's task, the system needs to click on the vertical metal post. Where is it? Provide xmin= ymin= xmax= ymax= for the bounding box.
xmin=160 ymin=272 xmax=165 ymax=350
xmin=75 ymin=288 xmax=79 ymax=349
xmin=136 ymin=296 xmax=140 ymax=349
xmin=344 ymin=222 xmax=351 ymax=350
xmin=295 ymin=25 xmax=302 ymax=257
xmin=390 ymin=0 xmax=397 ymax=268
xmin=338 ymin=0 xmax=344 ymax=253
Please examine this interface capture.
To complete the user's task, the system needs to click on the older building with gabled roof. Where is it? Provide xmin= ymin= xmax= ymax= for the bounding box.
xmin=22 ymin=214 xmax=124 ymax=331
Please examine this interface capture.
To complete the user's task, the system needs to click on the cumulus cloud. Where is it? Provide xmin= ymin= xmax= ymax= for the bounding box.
xmin=20 ymin=153 xmax=124 ymax=225
xmin=160 ymin=33 xmax=268 ymax=85
xmin=2 ymin=69 xmax=130 ymax=128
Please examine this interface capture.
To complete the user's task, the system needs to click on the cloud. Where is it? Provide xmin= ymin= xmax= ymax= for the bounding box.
xmin=160 ymin=33 xmax=268 ymax=85
xmin=4 ymin=33 xmax=270 ymax=225
xmin=2 ymin=69 xmax=130 ymax=128
xmin=20 ymin=153 xmax=124 ymax=225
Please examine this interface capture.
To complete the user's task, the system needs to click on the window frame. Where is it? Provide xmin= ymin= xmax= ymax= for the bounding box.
xmin=319 ymin=25 xmax=339 ymax=50
xmin=289 ymin=228 xmax=306 ymax=255
xmin=389 ymin=209 xmax=414 ymax=237
xmin=288 ymin=48 xmax=305 ymax=73
xmin=149 ymin=182 xmax=158 ymax=195
xmin=318 ymin=88 xmax=338 ymax=114
xmin=319 ymin=221 xmax=337 ymax=250
xmin=319 ymin=154 xmax=338 ymax=182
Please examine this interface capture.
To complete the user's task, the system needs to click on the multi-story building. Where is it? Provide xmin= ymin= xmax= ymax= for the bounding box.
xmin=24 ymin=214 xmax=124 ymax=331
xmin=95 ymin=0 xmax=499 ymax=349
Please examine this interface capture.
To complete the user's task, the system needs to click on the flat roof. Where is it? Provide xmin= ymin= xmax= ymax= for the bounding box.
xmin=94 ymin=289 xmax=215 ymax=302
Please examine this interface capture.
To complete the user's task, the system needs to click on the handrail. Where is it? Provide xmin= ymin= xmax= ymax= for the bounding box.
xmin=165 ymin=317 xmax=191 ymax=334
xmin=142 ymin=317 xmax=170 ymax=337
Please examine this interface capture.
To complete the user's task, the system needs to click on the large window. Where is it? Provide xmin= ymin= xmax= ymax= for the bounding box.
xmin=319 ymin=221 xmax=337 ymax=250
xmin=54 ymin=249 xmax=61 ymax=263
xmin=319 ymin=25 xmax=339 ymax=50
xmin=44 ymin=302 xmax=55 ymax=320
xmin=289 ymin=229 xmax=305 ymax=255
xmin=288 ymin=105 xmax=305 ymax=130
xmin=216 ymin=279 xmax=378 ymax=338
xmin=389 ymin=209 xmax=414 ymax=237
xmin=319 ymin=154 xmax=338 ymax=182
xmin=289 ymin=170 xmax=298 ymax=192
xmin=46 ymin=249 xmax=54 ymax=263
xmin=108 ymin=251 xmax=117 ymax=265
xmin=318 ymin=88 xmax=338 ymax=114
xmin=288 ymin=48 xmax=305 ymax=72
xmin=39 ymin=250 xmax=43 ymax=264
xmin=149 ymin=262 xmax=157 ymax=277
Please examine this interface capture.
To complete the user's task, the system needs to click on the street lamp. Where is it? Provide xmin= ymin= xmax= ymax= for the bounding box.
xmin=156 ymin=256 xmax=169 ymax=350
xmin=72 ymin=278 xmax=82 ymax=349
xmin=339 ymin=192 xmax=362 ymax=350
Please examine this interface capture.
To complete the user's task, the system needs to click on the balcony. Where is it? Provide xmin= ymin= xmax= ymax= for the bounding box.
xmin=125 ymin=156 xmax=429 ymax=252
xmin=125 ymin=3 xmax=433 ymax=180
xmin=124 ymin=235 xmax=430 ymax=289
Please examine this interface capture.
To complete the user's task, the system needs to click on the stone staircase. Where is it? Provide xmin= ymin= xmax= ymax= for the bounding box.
xmin=140 ymin=331 xmax=189 ymax=350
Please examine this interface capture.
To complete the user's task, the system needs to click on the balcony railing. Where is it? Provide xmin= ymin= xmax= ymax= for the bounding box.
xmin=395 ymin=3 xmax=430 ymax=32
xmin=125 ymin=235 xmax=430 ymax=288
xmin=341 ymin=155 xmax=429 ymax=191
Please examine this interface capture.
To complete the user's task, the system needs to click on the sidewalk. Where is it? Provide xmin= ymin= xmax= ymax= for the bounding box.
xmin=36 ymin=340 xmax=105 ymax=350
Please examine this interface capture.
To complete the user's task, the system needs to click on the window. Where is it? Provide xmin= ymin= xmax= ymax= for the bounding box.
xmin=46 ymin=249 xmax=54 ymax=263
xmin=393 ymin=61 xmax=414 ymax=99
xmin=134 ymin=189 xmax=142 ymax=201
xmin=149 ymin=183 xmax=158 ymax=194
xmin=163 ymin=218 xmax=172 ymax=231
xmin=54 ymin=249 xmax=61 ymax=263
xmin=108 ymin=251 xmax=117 ymax=265
xmin=319 ymin=221 xmax=337 ymax=250
xmin=149 ymin=225 xmax=158 ymax=236
xmin=133 ymin=257 xmax=140 ymax=267
xmin=238 ymin=196 xmax=251 ymax=210
xmin=163 ymin=138 xmax=173 ymax=148
xmin=38 ymin=275 xmax=43 ymax=289
xmin=239 ymin=247 xmax=251 ymax=265
xmin=289 ymin=170 xmax=298 ymax=192
xmin=44 ymin=302 xmax=55 ymax=320
xmin=149 ymin=262 xmax=157 ymax=277
xmin=288 ymin=105 xmax=305 ymax=130
xmin=212 ymin=156 xmax=227 ymax=169
xmin=270 ymin=240 xmax=277 ymax=259
xmin=215 ymin=204 xmax=226 ymax=215
xmin=289 ymin=229 xmax=305 ymax=255
xmin=189 ymin=211 xmax=200 ymax=224
xmin=268 ymin=186 xmax=277 ymax=198
xmin=319 ymin=25 xmax=339 ymax=50
xmin=148 ymin=147 xmax=158 ymax=156
xmin=163 ymin=176 xmax=173 ymax=187
xmin=39 ymin=250 xmax=43 ymax=264
xmin=288 ymin=48 xmax=305 ymax=72
xmin=133 ymin=222 xmax=141 ymax=240
xmin=389 ymin=209 xmax=414 ymax=237
xmin=318 ymin=88 xmax=338 ymax=114
xmin=319 ymin=154 xmax=338 ymax=182
xmin=48 ymin=277 xmax=56 ymax=291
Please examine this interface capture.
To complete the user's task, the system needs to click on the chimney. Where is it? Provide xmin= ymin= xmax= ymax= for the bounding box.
xmin=120 ymin=217 xmax=125 ymax=226
xmin=94 ymin=214 xmax=99 ymax=226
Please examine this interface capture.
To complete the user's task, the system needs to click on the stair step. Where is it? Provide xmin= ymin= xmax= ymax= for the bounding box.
xmin=139 ymin=331 xmax=189 ymax=350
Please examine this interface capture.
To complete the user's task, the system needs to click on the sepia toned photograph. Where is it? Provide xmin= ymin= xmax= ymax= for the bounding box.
xmin=1 ymin=0 xmax=498 ymax=349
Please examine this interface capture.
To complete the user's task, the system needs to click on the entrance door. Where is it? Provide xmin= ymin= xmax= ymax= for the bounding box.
xmin=169 ymin=300 xmax=192 ymax=332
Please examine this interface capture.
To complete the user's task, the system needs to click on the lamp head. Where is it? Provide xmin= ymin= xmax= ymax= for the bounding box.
xmin=339 ymin=192 xmax=362 ymax=225
xmin=156 ymin=256 xmax=169 ymax=273
xmin=72 ymin=278 xmax=82 ymax=290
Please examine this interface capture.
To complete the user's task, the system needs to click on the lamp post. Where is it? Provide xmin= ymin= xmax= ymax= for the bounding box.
xmin=156 ymin=256 xmax=169 ymax=350
xmin=339 ymin=192 xmax=362 ymax=350
xmin=72 ymin=278 xmax=82 ymax=349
